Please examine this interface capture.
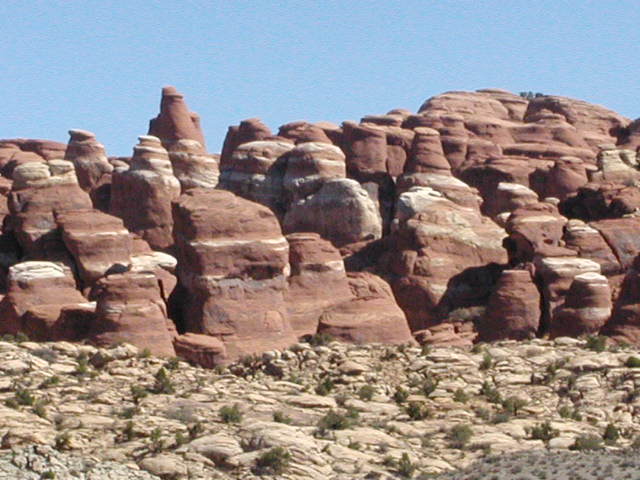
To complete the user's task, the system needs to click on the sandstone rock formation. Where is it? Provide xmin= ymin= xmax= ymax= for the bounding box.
xmin=172 ymin=188 xmax=296 ymax=360
xmin=110 ymin=135 xmax=180 ymax=250
xmin=148 ymin=86 xmax=206 ymax=149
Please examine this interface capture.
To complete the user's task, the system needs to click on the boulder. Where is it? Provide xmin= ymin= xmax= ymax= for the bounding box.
xmin=173 ymin=333 xmax=227 ymax=367
xmin=220 ymin=118 xmax=272 ymax=168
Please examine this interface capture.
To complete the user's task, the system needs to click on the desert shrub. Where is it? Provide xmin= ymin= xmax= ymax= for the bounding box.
xmin=254 ymin=447 xmax=291 ymax=475
xmin=164 ymin=356 xmax=181 ymax=370
xmin=501 ymin=396 xmax=527 ymax=416
xmin=317 ymin=410 xmax=353 ymax=433
xmin=149 ymin=427 xmax=163 ymax=452
xmin=219 ymin=404 xmax=242 ymax=424
xmin=479 ymin=352 xmax=494 ymax=370
xmin=315 ymin=377 xmax=334 ymax=396
xmin=585 ymin=335 xmax=607 ymax=352
xmin=603 ymin=422 xmax=620 ymax=445
xmin=519 ymin=91 xmax=545 ymax=99
xmin=357 ymin=385 xmax=375 ymax=401
xmin=570 ymin=434 xmax=603 ymax=451
xmin=131 ymin=385 xmax=148 ymax=404
xmin=54 ymin=432 xmax=71 ymax=451
xmin=448 ymin=424 xmax=473 ymax=449
xmin=188 ymin=421 xmax=204 ymax=439
xmin=393 ymin=386 xmax=409 ymax=404
xmin=558 ymin=405 xmax=582 ymax=421
xmin=480 ymin=381 xmax=502 ymax=404
xmin=152 ymin=367 xmax=174 ymax=394
xmin=453 ymin=388 xmax=469 ymax=403
xmin=421 ymin=376 xmax=439 ymax=397
xmin=273 ymin=410 xmax=293 ymax=424
xmin=405 ymin=401 xmax=431 ymax=421
xmin=527 ymin=421 xmax=559 ymax=443
xmin=397 ymin=452 xmax=416 ymax=478
xmin=307 ymin=332 xmax=334 ymax=346
xmin=625 ymin=356 xmax=640 ymax=368
xmin=40 ymin=376 xmax=61 ymax=389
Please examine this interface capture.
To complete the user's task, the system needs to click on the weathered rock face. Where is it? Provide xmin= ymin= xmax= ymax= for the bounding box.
xmin=220 ymin=118 xmax=273 ymax=168
xmin=602 ymin=255 xmax=640 ymax=345
xmin=282 ymin=142 xmax=346 ymax=201
xmin=172 ymin=188 xmax=296 ymax=360
xmin=173 ymin=333 xmax=228 ymax=367
xmin=534 ymin=256 xmax=602 ymax=332
xmin=479 ymin=269 xmax=540 ymax=341
xmin=384 ymin=187 xmax=507 ymax=330
xmin=89 ymin=272 xmax=176 ymax=356
xmin=283 ymin=178 xmax=382 ymax=247
xmin=167 ymin=139 xmax=219 ymax=191
xmin=285 ymin=233 xmax=351 ymax=337
xmin=561 ymin=182 xmax=640 ymax=220
xmin=110 ymin=136 xmax=180 ymax=250
xmin=504 ymin=202 xmax=569 ymax=265
xmin=7 ymin=160 xmax=92 ymax=260
xmin=591 ymin=145 xmax=640 ymax=183
xmin=0 ymin=139 xmax=66 ymax=178
xmin=278 ymin=121 xmax=333 ymax=144
xmin=545 ymin=156 xmax=589 ymax=200
xmin=0 ymin=262 xmax=88 ymax=339
xmin=64 ymin=129 xmax=114 ymax=205
xmin=148 ymin=86 xmax=206 ymax=149
xmin=218 ymin=140 xmax=293 ymax=216
xmin=56 ymin=209 xmax=132 ymax=289
xmin=318 ymin=272 xmax=414 ymax=344
xmin=550 ymin=272 xmax=612 ymax=338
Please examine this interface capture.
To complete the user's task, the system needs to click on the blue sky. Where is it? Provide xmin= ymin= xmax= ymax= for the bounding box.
xmin=2 ymin=1 xmax=639 ymax=155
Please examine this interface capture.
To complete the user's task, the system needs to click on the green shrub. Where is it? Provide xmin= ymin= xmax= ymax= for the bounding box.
xmin=585 ymin=335 xmax=607 ymax=352
xmin=139 ymin=348 xmax=152 ymax=358
xmin=219 ymin=404 xmax=242 ymax=424
xmin=273 ymin=410 xmax=293 ymax=424
xmin=254 ymin=447 xmax=291 ymax=475
xmin=448 ymin=424 xmax=473 ymax=449
xmin=131 ymin=385 xmax=148 ymax=404
xmin=152 ymin=367 xmax=174 ymax=394
xmin=40 ymin=376 xmax=61 ymax=389
xmin=397 ymin=452 xmax=416 ymax=478
xmin=54 ymin=432 xmax=71 ymax=451
xmin=570 ymin=434 xmax=603 ymax=451
xmin=558 ymin=405 xmax=582 ymax=421
xmin=164 ymin=357 xmax=181 ymax=370
xmin=479 ymin=352 xmax=494 ymax=370
xmin=317 ymin=410 xmax=352 ymax=432
xmin=603 ymin=422 xmax=620 ymax=445
xmin=393 ymin=386 xmax=409 ymax=404
xmin=149 ymin=427 xmax=163 ymax=452
xmin=501 ymin=396 xmax=527 ymax=416
xmin=625 ymin=356 xmax=640 ymax=368
xmin=315 ymin=377 xmax=334 ymax=396
xmin=480 ymin=381 xmax=502 ymax=404
xmin=405 ymin=401 xmax=431 ymax=421
xmin=453 ymin=388 xmax=469 ymax=404
xmin=357 ymin=385 xmax=375 ymax=401
xmin=421 ymin=376 xmax=439 ymax=397
xmin=307 ymin=332 xmax=334 ymax=346
xmin=14 ymin=387 xmax=35 ymax=406
xmin=188 ymin=421 xmax=204 ymax=439
xmin=527 ymin=421 xmax=559 ymax=443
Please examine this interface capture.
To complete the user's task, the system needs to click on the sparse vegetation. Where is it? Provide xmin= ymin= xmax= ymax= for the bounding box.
xmin=448 ymin=424 xmax=473 ymax=449
xmin=219 ymin=404 xmax=242 ymax=424
xmin=254 ymin=447 xmax=291 ymax=475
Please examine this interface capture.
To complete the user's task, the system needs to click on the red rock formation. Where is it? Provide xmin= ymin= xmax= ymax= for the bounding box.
xmin=173 ymin=333 xmax=228 ymax=367
xmin=317 ymin=272 xmax=414 ymax=345
xmin=283 ymin=178 xmax=382 ymax=247
xmin=166 ymin=139 xmax=219 ymax=191
xmin=110 ymin=135 xmax=180 ymax=250
xmin=480 ymin=269 xmax=540 ymax=341
xmin=56 ymin=209 xmax=132 ymax=288
xmin=550 ymin=272 xmax=612 ymax=338
xmin=384 ymin=187 xmax=507 ymax=330
xmin=0 ymin=139 xmax=66 ymax=178
xmin=0 ymin=262 xmax=88 ymax=338
xmin=89 ymin=272 xmax=176 ymax=356
xmin=220 ymin=118 xmax=272 ymax=168
xmin=7 ymin=160 xmax=92 ymax=260
xmin=278 ymin=121 xmax=333 ymax=144
xmin=64 ymin=129 xmax=113 ymax=197
xmin=148 ymin=86 xmax=206 ymax=149
xmin=172 ymin=188 xmax=297 ymax=360
xmin=602 ymin=254 xmax=640 ymax=344
xmin=285 ymin=233 xmax=351 ymax=336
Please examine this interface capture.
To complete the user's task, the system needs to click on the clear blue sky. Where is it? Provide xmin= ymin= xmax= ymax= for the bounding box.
xmin=2 ymin=1 xmax=639 ymax=156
